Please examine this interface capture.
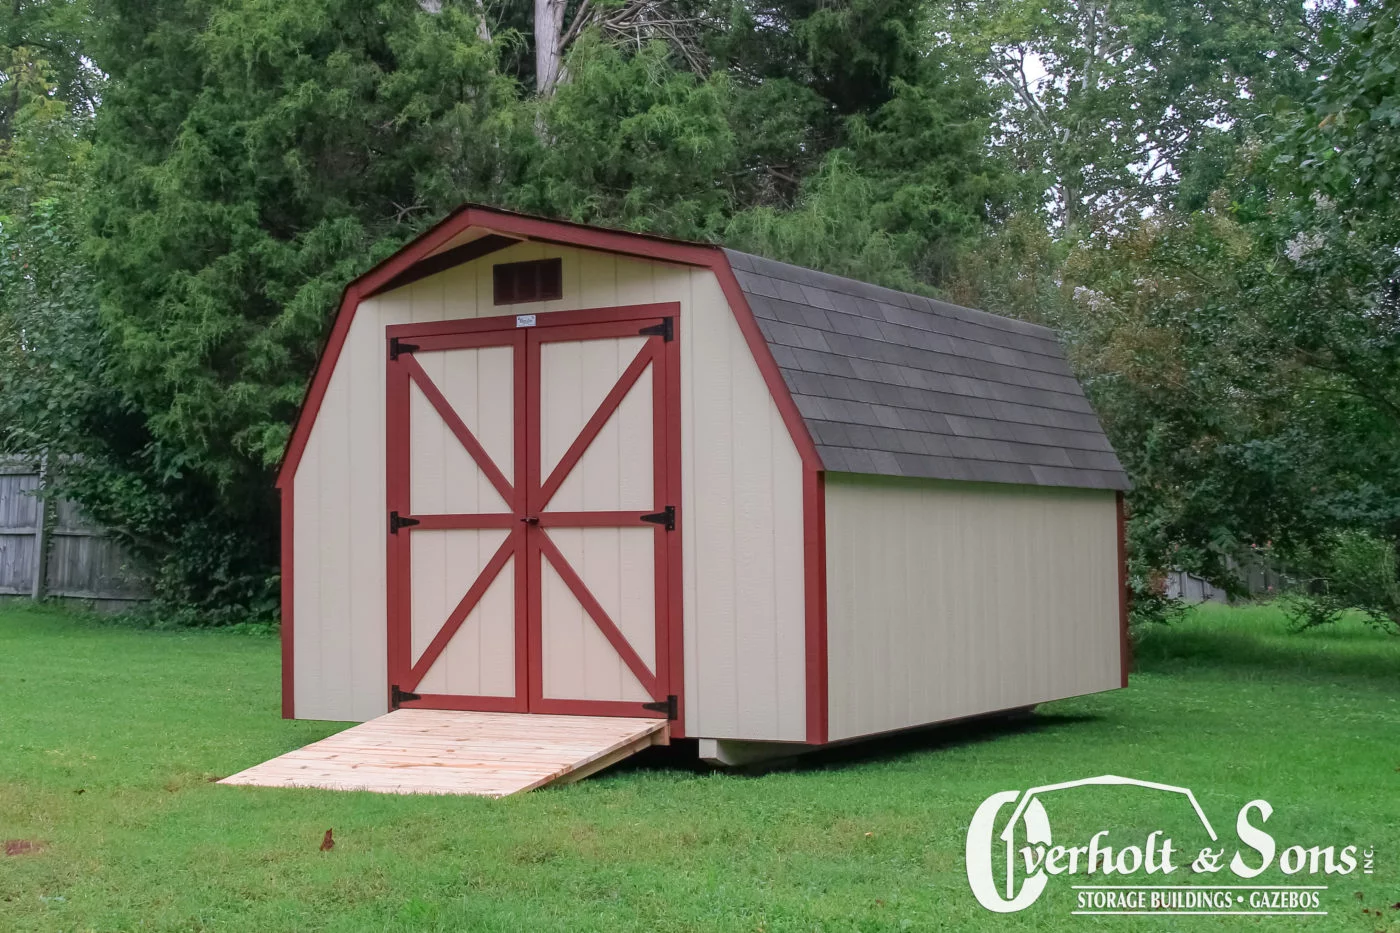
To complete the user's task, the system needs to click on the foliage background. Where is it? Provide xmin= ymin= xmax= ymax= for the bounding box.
xmin=2 ymin=0 xmax=1398 ymax=625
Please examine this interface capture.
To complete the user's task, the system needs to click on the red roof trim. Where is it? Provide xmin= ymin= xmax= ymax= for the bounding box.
xmin=280 ymin=483 xmax=294 ymax=718
xmin=278 ymin=204 xmax=821 ymax=487
xmin=710 ymin=263 xmax=822 ymax=471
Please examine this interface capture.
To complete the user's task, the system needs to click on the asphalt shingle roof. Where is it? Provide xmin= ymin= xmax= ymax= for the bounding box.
xmin=724 ymin=249 xmax=1131 ymax=491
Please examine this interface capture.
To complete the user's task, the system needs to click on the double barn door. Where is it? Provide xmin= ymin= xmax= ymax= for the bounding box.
xmin=386 ymin=308 xmax=679 ymax=720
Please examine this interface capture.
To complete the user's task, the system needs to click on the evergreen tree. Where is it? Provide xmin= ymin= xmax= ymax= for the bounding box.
xmin=83 ymin=0 xmax=522 ymax=617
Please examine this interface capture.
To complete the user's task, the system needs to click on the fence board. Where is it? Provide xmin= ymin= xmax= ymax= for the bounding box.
xmin=0 ymin=461 xmax=148 ymax=607
xmin=0 ymin=473 xmax=41 ymax=529
xmin=0 ymin=532 xmax=38 ymax=593
xmin=46 ymin=532 xmax=147 ymax=600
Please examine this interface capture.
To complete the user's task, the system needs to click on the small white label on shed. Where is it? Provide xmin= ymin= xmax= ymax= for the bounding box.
xmin=516 ymin=314 xmax=537 ymax=328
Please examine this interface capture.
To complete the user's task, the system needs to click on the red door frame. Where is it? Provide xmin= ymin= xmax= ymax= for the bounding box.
xmin=386 ymin=328 xmax=529 ymax=714
xmin=384 ymin=303 xmax=685 ymax=731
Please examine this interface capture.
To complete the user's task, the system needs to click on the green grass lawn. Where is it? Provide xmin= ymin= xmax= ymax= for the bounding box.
xmin=2 ymin=601 xmax=1397 ymax=932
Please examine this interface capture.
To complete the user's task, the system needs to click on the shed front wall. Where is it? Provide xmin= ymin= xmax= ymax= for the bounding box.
xmin=823 ymin=474 xmax=1121 ymax=742
xmin=291 ymin=240 xmax=807 ymax=741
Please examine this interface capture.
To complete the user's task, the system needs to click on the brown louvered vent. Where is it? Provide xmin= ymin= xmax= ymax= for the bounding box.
xmin=493 ymin=258 xmax=562 ymax=305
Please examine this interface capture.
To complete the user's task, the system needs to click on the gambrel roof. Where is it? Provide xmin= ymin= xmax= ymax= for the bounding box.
xmin=725 ymin=250 xmax=1130 ymax=491
xmin=280 ymin=203 xmax=1128 ymax=493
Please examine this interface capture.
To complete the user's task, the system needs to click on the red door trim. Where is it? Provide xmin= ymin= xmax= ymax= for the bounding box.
xmin=405 ymin=528 xmax=520 ymax=690
xmin=512 ymin=334 xmax=531 ymax=708
xmin=407 ymin=513 xmax=517 ymax=530
xmin=404 ymin=693 xmax=521 ymax=713
xmin=386 ymin=329 xmax=531 ymax=713
xmin=537 ymin=530 xmax=660 ymax=697
xmin=524 ymin=330 xmax=545 ymax=713
xmin=386 ymin=334 xmax=411 ymax=707
xmin=531 ymin=698 xmax=670 ymax=719
xmin=388 ymin=302 xmax=678 ymax=340
xmin=536 ymin=511 xmax=654 ymax=528
xmin=662 ymin=312 xmax=684 ymax=732
xmin=522 ymin=315 xmax=676 ymax=721
xmin=400 ymin=354 xmax=515 ymax=506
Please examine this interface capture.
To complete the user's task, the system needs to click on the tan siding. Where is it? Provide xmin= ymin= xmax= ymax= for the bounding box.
xmin=539 ymin=336 xmax=652 ymax=509
xmin=824 ymin=474 xmax=1121 ymax=742
xmin=680 ymin=271 xmax=806 ymax=742
xmin=292 ymin=242 xmax=806 ymax=738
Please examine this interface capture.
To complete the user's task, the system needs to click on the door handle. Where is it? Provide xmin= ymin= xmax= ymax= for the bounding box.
xmin=521 ymin=516 xmax=540 ymax=525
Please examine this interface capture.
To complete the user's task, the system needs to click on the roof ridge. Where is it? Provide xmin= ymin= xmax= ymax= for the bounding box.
xmin=723 ymin=248 xmax=1059 ymax=342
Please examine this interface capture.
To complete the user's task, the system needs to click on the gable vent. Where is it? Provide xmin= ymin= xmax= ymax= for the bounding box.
xmin=493 ymin=258 xmax=562 ymax=305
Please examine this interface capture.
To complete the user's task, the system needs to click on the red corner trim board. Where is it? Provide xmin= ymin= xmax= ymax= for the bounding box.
xmin=275 ymin=203 xmax=829 ymax=741
xmin=1117 ymin=491 xmax=1131 ymax=689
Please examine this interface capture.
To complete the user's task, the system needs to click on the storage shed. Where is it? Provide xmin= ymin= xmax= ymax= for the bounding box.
xmin=276 ymin=204 xmax=1130 ymax=762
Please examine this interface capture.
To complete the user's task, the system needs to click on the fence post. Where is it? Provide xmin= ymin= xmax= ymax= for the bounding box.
xmin=30 ymin=453 xmax=49 ymax=601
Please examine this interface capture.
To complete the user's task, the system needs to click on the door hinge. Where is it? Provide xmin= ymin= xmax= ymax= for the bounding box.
xmin=642 ymin=694 xmax=678 ymax=720
xmin=640 ymin=505 xmax=675 ymax=531
xmin=391 ymin=684 xmax=421 ymax=708
xmin=638 ymin=318 xmax=673 ymax=342
xmin=389 ymin=337 xmax=420 ymax=360
xmin=389 ymin=510 xmax=420 ymax=534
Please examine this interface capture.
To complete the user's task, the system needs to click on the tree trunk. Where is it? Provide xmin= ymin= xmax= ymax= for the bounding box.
xmin=535 ymin=0 xmax=567 ymax=96
xmin=476 ymin=0 xmax=493 ymax=44
xmin=419 ymin=0 xmax=491 ymax=43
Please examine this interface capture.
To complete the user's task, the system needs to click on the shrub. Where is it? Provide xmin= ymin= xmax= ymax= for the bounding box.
xmin=1282 ymin=531 xmax=1400 ymax=634
xmin=1128 ymin=569 xmax=1189 ymax=627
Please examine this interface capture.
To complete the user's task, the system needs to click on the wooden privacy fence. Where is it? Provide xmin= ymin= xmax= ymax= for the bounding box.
xmin=0 ymin=460 xmax=149 ymax=610
xmin=1165 ymin=552 xmax=1288 ymax=605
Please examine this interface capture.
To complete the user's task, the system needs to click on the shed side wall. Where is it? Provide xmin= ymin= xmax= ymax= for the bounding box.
xmin=823 ymin=474 xmax=1120 ymax=742
xmin=292 ymin=242 xmax=806 ymax=740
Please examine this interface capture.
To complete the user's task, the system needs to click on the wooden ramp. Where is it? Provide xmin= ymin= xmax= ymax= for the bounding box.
xmin=219 ymin=709 xmax=668 ymax=797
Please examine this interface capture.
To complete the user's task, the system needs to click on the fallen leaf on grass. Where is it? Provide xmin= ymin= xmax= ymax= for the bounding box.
xmin=4 ymin=840 xmax=45 ymax=856
xmin=320 ymin=829 xmax=334 ymax=852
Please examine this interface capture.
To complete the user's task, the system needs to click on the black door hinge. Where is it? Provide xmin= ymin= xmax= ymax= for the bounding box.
xmin=640 ymin=505 xmax=675 ymax=531
xmin=391 ymin=684 xmax=421 ymax=708
xmin=389 ymin=510 xmax=420 ymax=534
xmin=389 ymin=337 xmax=420 ymax=360
xmin=642 ymin=694 xmax=678 ymax=720
xmin=638 ymin=318 xmax=673 ymax=342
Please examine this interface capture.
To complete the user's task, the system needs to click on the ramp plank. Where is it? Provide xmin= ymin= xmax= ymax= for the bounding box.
xmin=219 ymin=709 xmax=667 ymax=797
